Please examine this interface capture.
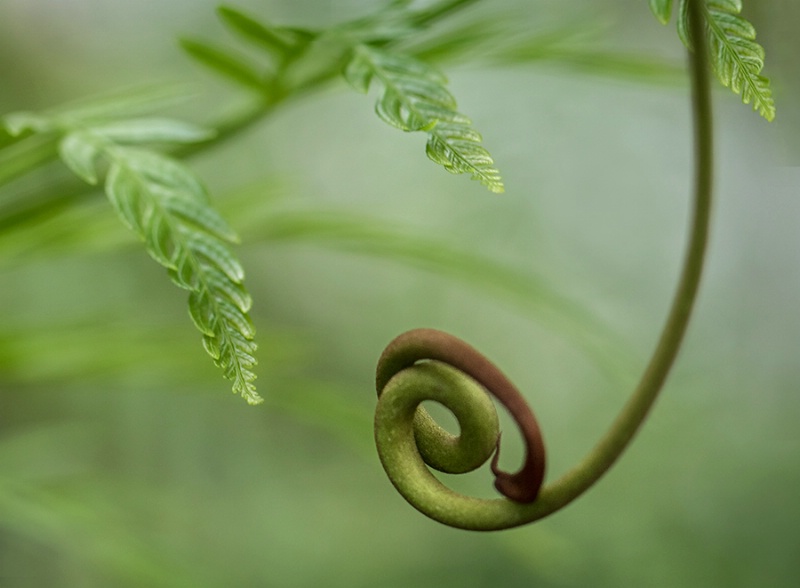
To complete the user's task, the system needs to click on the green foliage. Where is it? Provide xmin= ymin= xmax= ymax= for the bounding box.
xmin=181 ymin=0 xmax=780 ymax=198
xmin=183 ymin=5 xmax=504 ymax=193
xmin=0 ymin=0 xmax=796 ymax=585
xmin=650 ymin=0 xmax=775 ymax=120
xmin=216 ymin=6 xmax=315 ymax=60
xmin=180 ymin=5 xmax=316 ymax=98
xmin=1 ymin=109 xmax=260 ymax=404
xmin=0 ymin=0 xmax=778 ymax=406
xmin=344 ymin=46 xmax=451 ymax=131
xmin=702 ymin=1 xmax=775 ymax=120
xmin=344 ymin=45 xmax=504 ymax=192
xmin=179 ymin=39 xmax=267 ymax=92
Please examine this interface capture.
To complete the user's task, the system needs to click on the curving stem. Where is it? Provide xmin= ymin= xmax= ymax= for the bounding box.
xmin=373 ymin=0 xmax=714 ymax=531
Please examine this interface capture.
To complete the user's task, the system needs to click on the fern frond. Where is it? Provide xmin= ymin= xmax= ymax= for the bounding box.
xmin=345 ymin=45 xmax=453 ymax=131
xmin=102 ymin=146 xmax=261 ymax=404
xmin=344 ymin=45 xmax=504 ymax=192
xmin=653 ymin=0 xmax=775 ymax=121
xmin=702 ymin=1 xmax=775 ymax=120
xmin=2 ymin=109 xmax=260 ymax=403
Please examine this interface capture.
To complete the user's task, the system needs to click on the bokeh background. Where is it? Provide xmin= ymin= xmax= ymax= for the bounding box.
xmin=1 ymin=1 xmax=798 ymax=586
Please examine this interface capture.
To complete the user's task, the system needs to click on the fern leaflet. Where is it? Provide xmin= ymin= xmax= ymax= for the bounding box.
xmin=651 ymin=0 xmax=775 ymax=121
xmin=344 ymin=45 xmax=504 ymax=193
xmin=217 ymin=6 xmax=314 ymax=61
xmin=2 ymin=113 xmax=261 ymax=404
xmin=426 ymin=123 xmax=503 ymax=191
xmin=701 ymin=1 xmax=775 ymax=120
xmin=180 ymin=39 xmax=267 ymax=92
xmin=181 ymin=7 xmax=316 ymax=94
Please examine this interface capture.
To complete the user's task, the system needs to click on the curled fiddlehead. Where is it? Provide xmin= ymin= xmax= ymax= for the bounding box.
xmin=373 ymin=0 xmax=715 ymax=531
xmin=376 ymin=328 xmax=546 ymax=504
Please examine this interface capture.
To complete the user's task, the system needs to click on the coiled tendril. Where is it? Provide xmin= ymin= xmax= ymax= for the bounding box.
xmin=373 ymin=0 xmax=714 ymax=531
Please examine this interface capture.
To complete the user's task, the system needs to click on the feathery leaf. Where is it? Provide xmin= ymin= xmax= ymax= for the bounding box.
xmin=702 ymin=0 xmax=775 ymax=120
xmin=6 ymin=102 xmax=261 ymax=403
xmin=344 ymin=45 xmax=504 ymax=192
xmin=654 ymin=0 xmax=775 ymax=121
xmin=103 ymin=146 xmax=260 ymax=403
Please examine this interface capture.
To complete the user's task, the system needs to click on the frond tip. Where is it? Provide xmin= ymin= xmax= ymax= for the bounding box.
xmin=704 ymin=0 xmax=775 ymax=121
xmin=427 ymin=123 xmax=504 ymax=193
xmin=655 ymin=0 xmax=776 ymax=121
xmin=102 ymin=146 xmax=262 ymax=405
xmin=344 ymin=45 xmax=504 ymax=193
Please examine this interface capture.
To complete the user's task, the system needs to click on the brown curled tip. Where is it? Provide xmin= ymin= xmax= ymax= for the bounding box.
xmin=376 ymin=328 xmax=546 ymax=503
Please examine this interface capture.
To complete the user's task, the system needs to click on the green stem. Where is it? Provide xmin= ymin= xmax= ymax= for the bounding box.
xmin=172 ymin=96 xmax=279 ymax=159
xmin=374 ymin=0 xmax=713 ymax=531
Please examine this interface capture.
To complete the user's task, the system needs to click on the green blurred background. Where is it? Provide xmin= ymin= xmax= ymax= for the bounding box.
xmin=1 ymin=1 xmax=798 ymax=586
